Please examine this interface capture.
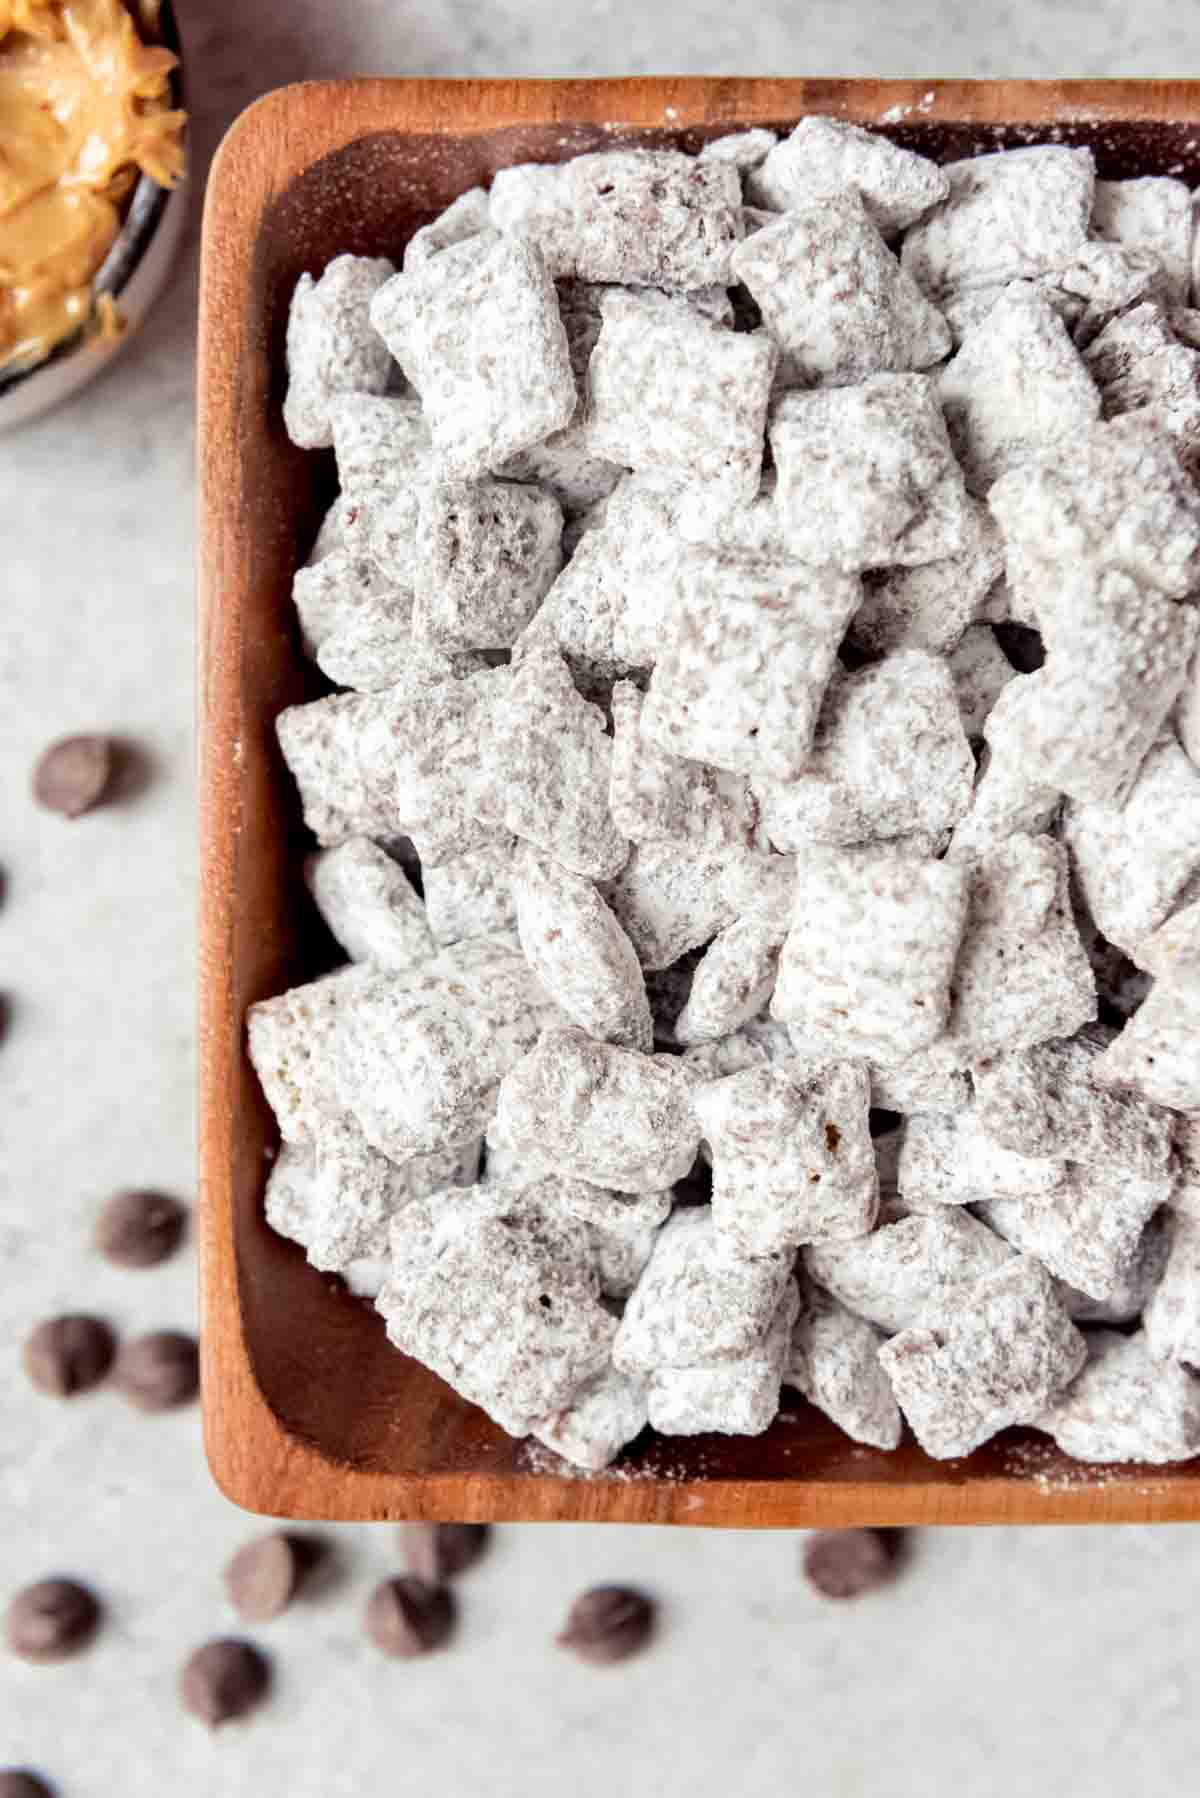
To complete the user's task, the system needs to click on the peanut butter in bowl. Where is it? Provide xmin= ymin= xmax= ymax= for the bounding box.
xmin=0 ymin=0 xmax=186 ymax=377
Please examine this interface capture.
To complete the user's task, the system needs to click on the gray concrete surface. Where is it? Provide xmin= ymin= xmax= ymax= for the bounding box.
xmin=3 ymin=4 xmax=1200 ymax=1793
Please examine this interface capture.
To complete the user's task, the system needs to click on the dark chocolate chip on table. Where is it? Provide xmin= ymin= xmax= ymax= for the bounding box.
xmin=803 ymin=1528 xmax=905 ymax=1600
xmin=5 ymin=1578 xmax=100 ymax=1662
xmin=557 ymin=1585 xmax=656 ymax=1665
xmin=30 ymin=735 xmax=113 ymax=819
xmin=180 ymin=1638 xmax=270 ymax=1727
xmin=285 ymin=1532 xmax=333 ymax=1592
xmin=0 ymin=1773 xmax=56 ymax=1798
xmin=364 ymin=1576 xmax=455 ymax=1658
xmin=114 ymin=1329 xmax=199 ymax=1411
xmin=23 ymin=1314 xmax=115 ymax=1398
xmin=399 ymin=1522 xmax=490 ymax=1583
xmin=95 ymin=1188 xmax=187 ymax=1268
xmin=225 ymin=1535 xmax=301 ymax=1623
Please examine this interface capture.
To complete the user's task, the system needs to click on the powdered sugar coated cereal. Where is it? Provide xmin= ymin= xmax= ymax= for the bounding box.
xmin=1062 ymin=734 xmax=1200 ymax=956
xmin=333 ymin=937 xmax=557 ymax=1163
xmin=783 ymin=1274 xmax=902 ymax=1449
xmin=753 ymin=651 xmax=974 ymax=851
xmin=492 ymin=150 xmax=743 ymax=287
xmin=976 ymin=1161 xmax=1172 ymax=1301
xmin=248 ymin=965 xmax=374 ymax=1147
xmin=804 ymin=1204 xmax=1013 ymax=1335
xmin=640 ymin=549 xmax=861 ymax=783
xmin=471 ymin=651 xmax=630 ymax=880
xmin=305 ymin=838 xmax=435 ymax=971
xmin=369 ymin=233 xmax=576 ymax=479
xmin=985 ymin=572 xmax=1196 ymax=808
xmin=850 ymin=497 xmax=1004 ymax=657
xmin=283 ymin=254 xmax=396 ymax=450
xmin=730 ymin=193 xmax=950 ymax=387
xmin=972 ymin=1028 xmax=1176 ymax=1176
xmin=1092 ymin=175 xmax=1193 ymax=307
xmin=938 ymin=283 xmax=1101 ymax=495
xmin=695 ymin=1059 xmax=877 ymax=1254
xmin=403 ymin=187 xmax=491 ymax=272
xmin=531 ymin=1363 xmax=649 ymax=1469
xmin=988 ymin=416 xmax=1200 ymax=607
xmin=1143 ymin=1211 xmax=1200 ymax=1366
xmin=1093 ymin=978 xmax=1200 ymax=1114
xmin=901 ymin=146 xmax=1094 ymax=300
xmin=1036 ymin=1328 xmax=1200 ymax=1464
xmin=937 ymin=834 xmax=1096 ymax=1066
xmin=377 ymin=1183 xmax=616 ymax=1435
xmin=266 ymin=1128 xmax=480 ymax=1281
xmin=601 ymin=840 xmax=757 ymax=972
xmin=673 ymin=864 xmax=796 ymax=1044
xmin=608 ymin=680 xmax=761 ymax=852
xmin=420 ymin=840 xmax=519 ymax=946
xmin=946 ymin=624 xmax=1016 ymax=739
xmin=583 ymin=288 xmax=775 ymax=511
xmin=772 ymin=846 xmax=970 ymax=1066
xmin=1084 ymin=302 xmax=1200 ymax=472
xmin=494 ymin=1026 xmax=700 ymax=1194
xmin=412 ymin=480 xmax=563 ymax=649
xmin=258 ymin=130 xmax=1200 ymax=1468
xmin=291 ymin=551 xmax=400 ymax=662
xmin=528 ymin=477 xmax=686 ymax=677
xmin=513 ymin=849 xmax=652 ymax=1050
xmin=747 ymin=116 xmax=949 ymax=236
xmin=698 ymin=127 xmax=779 ymax=173
xmin=879 ymin=1256 xmax=1086 ymax=1459
xmin=771 ymin=374 xmax=971 ymax=571
xmin=614 ymin=1207 xmax=794 ymax=1374
xmin=898 ymin=1107 xmax=1068 ymax=1208
xmin=646 ymin=1280 xmax=799 ymax=1437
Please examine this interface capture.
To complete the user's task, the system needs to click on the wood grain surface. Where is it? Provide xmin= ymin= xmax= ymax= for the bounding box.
xmin=198 ymin=77 xmax=1200 ymax=1523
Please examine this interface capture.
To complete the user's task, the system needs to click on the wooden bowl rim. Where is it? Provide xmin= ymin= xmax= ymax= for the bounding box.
xmin=199 ymin=76 xmax=1200 ymax=1523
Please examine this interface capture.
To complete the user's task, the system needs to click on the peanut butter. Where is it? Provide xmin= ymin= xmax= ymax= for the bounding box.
xmin=0 ymin=0 xmax=185 ymax=374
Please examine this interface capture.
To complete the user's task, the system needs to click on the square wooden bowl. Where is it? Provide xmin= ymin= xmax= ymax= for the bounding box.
xmin=199 ymin=76 xmax=1200 ymax=1524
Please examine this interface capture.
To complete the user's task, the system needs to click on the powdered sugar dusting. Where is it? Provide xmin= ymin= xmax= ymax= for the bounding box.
xmin=258 ymin=118 xmax=1200 ymax=1492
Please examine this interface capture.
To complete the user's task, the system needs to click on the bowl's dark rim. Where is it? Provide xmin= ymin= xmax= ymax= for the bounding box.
xmin=0 ymin=0 xmax=186 ymax=398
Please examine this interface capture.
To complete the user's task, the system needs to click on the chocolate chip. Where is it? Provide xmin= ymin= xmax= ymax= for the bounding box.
xmin=557 ymin=1585 xmax=655 ymax=1665
xmin=31 ymin=735 xmax=113 ymax=819
xmin=225 ymin=1535 xmax=299 ymax=1623
xmin=23 ymin=1315 xmax=115 ymax=1398
xmin=0 ymin=1773 xmax=56 ymax=1798
xmin=364 ymin=1577 xmax=455 ymax=1658
xmin=180 ymin=1638 xmax=270 ymax=1727
xmin=5 ymin=1579 xmax=100 ymax=1662
xmin=114 ymin=1330 xmax=199 ymax=1411
xmin=803 ymin=1528 xmax=903 ymax=1599
xmin=95 ymin=1188 xmax=186 ymax=1268
xmin=286 ymin=1533 xmax=333 ymax=1592
xmin=399 ymin=1522 xmax=490 ymax=1583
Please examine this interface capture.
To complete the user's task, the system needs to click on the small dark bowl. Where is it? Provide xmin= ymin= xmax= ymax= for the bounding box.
xmin=0 ymin=0 xmax=187 ymax=432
